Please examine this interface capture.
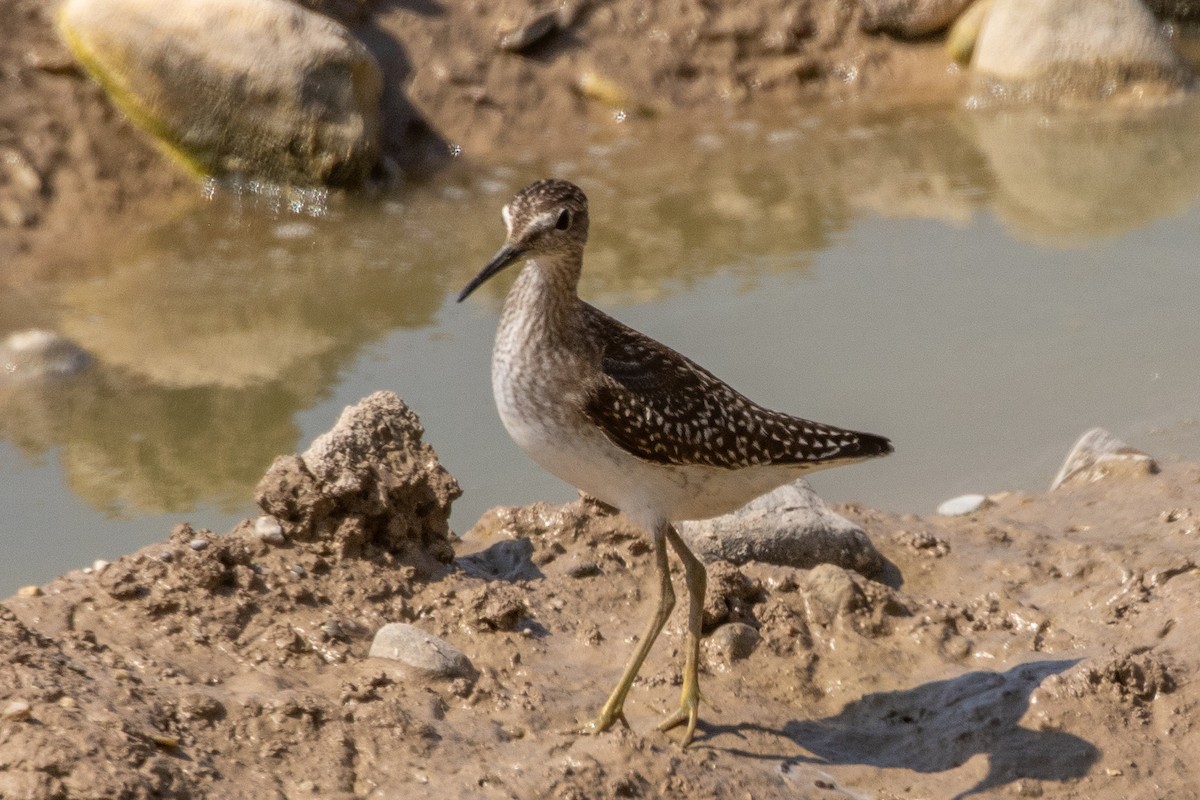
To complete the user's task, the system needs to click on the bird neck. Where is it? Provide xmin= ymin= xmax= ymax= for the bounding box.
xmin=500 ymin=252 xmax=583 ymax=346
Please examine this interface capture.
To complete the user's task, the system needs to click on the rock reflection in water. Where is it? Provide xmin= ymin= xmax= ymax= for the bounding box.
xmin=7 ymin=98 xmax=1200 ymax=527
xmin=971 ymin=101 xmax=1200 ymax=244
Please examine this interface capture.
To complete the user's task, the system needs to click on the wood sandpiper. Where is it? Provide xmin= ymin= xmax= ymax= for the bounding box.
xmin=459 ymin=178 xmax=893 ymax=747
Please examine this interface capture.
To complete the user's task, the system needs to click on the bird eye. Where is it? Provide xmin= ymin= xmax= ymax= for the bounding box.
xmin=555 ymin=209 xmax=571 ymax=230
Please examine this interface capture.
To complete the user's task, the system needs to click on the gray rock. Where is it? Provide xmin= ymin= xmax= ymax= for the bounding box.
xmin=368 ymin=623 xmax=474 ymax=679
xmin=0 ymin=330 xmax=91 ymax=385
xmin=58 ymin=0 xmax=383 ymax=187
xmin=971 ymin=0 xmax=1190 ymax=99
xmin=859 ymin=0 xmax=975 ymax=37
xmin=676 ymin=479 xmax=886 ymax=581
xmin=936 ymin=493 xmax=990 ymax=516
xmin=1050 ymin=428 xmax=1158 ymax=491
xmin=707 ymin=622 xmax=761 ymax=662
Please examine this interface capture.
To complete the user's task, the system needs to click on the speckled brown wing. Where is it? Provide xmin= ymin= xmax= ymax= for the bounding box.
xmin=580 ymin=304 xmax=893 ymax=469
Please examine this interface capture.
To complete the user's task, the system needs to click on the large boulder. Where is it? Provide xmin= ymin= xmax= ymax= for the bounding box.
xmin=970 ymin=0 xmax=1190 ymax=100
xmin=58 ymin=0 xmax=383 ymax=187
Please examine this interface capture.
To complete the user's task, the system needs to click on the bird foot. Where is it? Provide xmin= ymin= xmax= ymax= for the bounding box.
xmin=657 ymin=696 xmax=701 ymax=747
xmin=575 ymin=704 xmax=630 ymax=736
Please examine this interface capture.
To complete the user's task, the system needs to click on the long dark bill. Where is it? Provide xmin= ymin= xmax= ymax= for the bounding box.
xmin=457 ymin=243 xmax=525 ymax=302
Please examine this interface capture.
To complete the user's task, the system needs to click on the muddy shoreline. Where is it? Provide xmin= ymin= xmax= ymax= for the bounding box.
xmin=2 ymin=392 xmax=1197 ymax=798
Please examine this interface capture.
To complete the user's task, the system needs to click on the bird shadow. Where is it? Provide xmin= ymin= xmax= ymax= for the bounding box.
xmin=456 ymin=537 xmax=544 ymax=582
xmin=699 ymin=659 xmax=1098 ymax=799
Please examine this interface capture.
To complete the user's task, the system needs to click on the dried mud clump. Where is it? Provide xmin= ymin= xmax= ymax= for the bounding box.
xmin=1064 ymin=652 xmax=1176 ymax=707
xmin=256 ymin=390 xmax=461 ymax=562
xmin=703 ymin=561 xmax=765 ymax=630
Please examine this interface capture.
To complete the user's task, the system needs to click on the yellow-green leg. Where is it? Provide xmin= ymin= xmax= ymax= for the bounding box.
xmin=585 ymin=523 xmax=675 ymax=733
xmin=658 ymin=524 xmax=707 ymax=747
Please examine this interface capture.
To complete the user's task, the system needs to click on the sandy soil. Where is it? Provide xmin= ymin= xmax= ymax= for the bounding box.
xmin=2 ymin=389 xmax=1198 ymax=799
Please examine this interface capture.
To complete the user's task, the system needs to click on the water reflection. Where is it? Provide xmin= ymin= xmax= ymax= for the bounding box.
xmin=5 ymin=98 xmax=1200 ymax=542
xmin=971 ymin=101 xmax=1200 ymax=243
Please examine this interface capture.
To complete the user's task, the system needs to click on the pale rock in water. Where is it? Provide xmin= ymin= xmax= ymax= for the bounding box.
xmin=0 ymin=329 xmax=91 ymax=385
xmin=970 ymin=0 xmax=1190 ymax=100
xmin=58 ymin=0 xmax=383 ymax=186
xmin=1051 ymin=428 xmax=1158 ymax=491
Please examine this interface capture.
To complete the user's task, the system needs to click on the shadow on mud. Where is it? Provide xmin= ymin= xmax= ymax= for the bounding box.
xmin=708 ymin=659 xmax=1096 ymax=798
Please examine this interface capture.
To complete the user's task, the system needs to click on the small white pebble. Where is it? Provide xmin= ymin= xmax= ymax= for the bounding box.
xmin=92 ymin=559 xmax=110 ymax=574
xmin=290 ymin=565 xmax=307 ymax=577
xmin=189 ymin=539 xmax=209 ymax=551
xmin=2 ymin=701 xmax=31 ymax=720
xmin=253 ymin=515 xmax=286 ymax=545
xmin=16 ymin=585 xmax=41 ymax=597
xmin=937 ymin=494 xmax=990 ymax=516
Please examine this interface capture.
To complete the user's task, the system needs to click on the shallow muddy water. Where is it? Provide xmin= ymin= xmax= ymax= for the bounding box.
xmin=4 ymin=102 xmax=1200 ymax=596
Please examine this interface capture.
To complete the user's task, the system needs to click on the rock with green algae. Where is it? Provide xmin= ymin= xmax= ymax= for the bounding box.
xmin=57 ymin=0 xmax=383 ymax=187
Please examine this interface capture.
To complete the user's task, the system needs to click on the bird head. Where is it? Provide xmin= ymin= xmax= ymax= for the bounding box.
xmin=458 ymin=178 xmax=590 ymax=302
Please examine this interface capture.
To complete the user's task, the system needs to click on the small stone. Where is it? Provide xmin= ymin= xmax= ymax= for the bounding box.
xmin=92 ymin=559 xmax=110 ymax=574
xmin=57 ymin=697 xmax=78 ymax=709
xmin=2 ymin=701 xmax=31 ymax=720
xmin=16 ymin=585 xmax=42 ymax=597
xmin=189 ymin=538 xmax=209 ymax=551
xmin=290 ymin=564 xmax=307 ymax=577
xmin=151 ymin=734 xmax=179 ymax=748
xmin=576 ymin=70 xmax=630 ymax=108
xmin=937 ymin=494 xmax=990 ymax=516
xmin=946 ymin=0 xmax=992 ymax=64
xmin=368 ymin=623 xmax=475 ymax=679
xmin=0 ymin=329 xmax=91 ymax=384
xmin=708 ymin=622 xmax=761 ymax=661
xmin=497 ymin=10 xmax=559 ymax=53
xmin=253 ymin=515 xmax=286 ymax=545
xmin=566 ymin=560 xmax=602 ymax=579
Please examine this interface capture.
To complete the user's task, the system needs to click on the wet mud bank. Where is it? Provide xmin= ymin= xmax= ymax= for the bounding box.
xmin=2 ymin=393 xmax=1197 ymax=798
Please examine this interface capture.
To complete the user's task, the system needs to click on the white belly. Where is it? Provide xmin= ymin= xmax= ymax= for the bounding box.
xmin=494 ymin=369 xmax=812 ymax=530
